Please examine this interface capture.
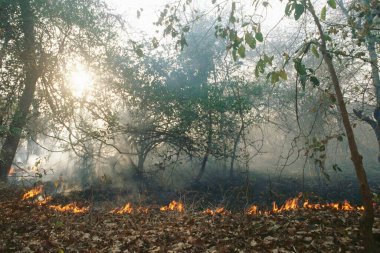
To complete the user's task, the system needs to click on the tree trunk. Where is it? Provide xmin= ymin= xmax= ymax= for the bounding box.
xmin=307 ymin=1 xmax=377 ymax=251
xmin=229 ymin=84 xmax=245 ymax=178
xmin=194 ymin=112 xmax=212 ymax=183
xmin=0 ymin=0 xmax=39 ymax=182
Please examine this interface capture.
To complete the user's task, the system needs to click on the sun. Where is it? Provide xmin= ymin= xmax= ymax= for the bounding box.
xmin=68 ymin=65 xmax=93 ymax=97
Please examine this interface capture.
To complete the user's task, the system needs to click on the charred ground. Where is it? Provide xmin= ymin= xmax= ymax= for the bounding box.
xmin=1 ymin=183 xmax=380 ymax=252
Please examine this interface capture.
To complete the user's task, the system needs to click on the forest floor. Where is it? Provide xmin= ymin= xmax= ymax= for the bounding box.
xmin=1 ymin=184 xmax=380 ymax=253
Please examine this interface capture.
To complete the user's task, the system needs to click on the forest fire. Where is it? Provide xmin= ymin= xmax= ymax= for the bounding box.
xmin=110 ymin=203 xmax=133 ymax=214
xmin=246 ymin=205 xmax=259 ymax=215
xmin=110 ymin=203 xmax=149 ymax=214
xmin=49 ymin=203 xmax=89 ymax=213
xmin=203 ymin=207 xmax=230 ymax=215
xmin=246 ymin=196 xmax=365 ymax=215
xmin=160 ymin=200 xmax=184 ymax=212
xmin=21 ymin=186 xmax=43 ymax=200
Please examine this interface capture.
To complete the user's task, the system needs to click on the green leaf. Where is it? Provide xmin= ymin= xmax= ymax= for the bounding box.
xmin=255 ymin=66 xmax=260 ymax=78
xmin=285 ymin=2 xmax=294 ymax=16
xmin=323 ymin=34 xmax=332 ymax=41
xmin=278 ymin=69 xmax=287 ymax=80
xmin=300 ymin=75 xmax=307 ymax=90
xmin=311 ymin=45 xmax=320 ymax=58
xmin=321 ymin=6 xmax=326 ymax=21
xmin=135 ymin=48 xmax=144 ymax=57
xmin=182 ymin=26 xmax=190 ymax=32
xmin=255 ymin=32 xmax=263 ymax=42
xmin=310 ymin=76 xmax=320 ymax=87
xmin=245 ymin=32 xmax=256 ymax=49
xmin=271 ymin=72 xmax=280 ymax=84
xmin=355 ymin=52 xmax=366 ymax=58
xmin=294 ymin=3 xmax=305 ymax=20
xmin=264 ymin=54 xmax=274 ymax=65
xmin=294 ymin=59 xmax=307 ymax=75
xmin=255 ymin=58 xmax=266 ymax=77
xmin=179 ymin=35 xmax=188 ymax=51
xmin=229 ymin=30 xmax=237 ymax=42
xmin=327 ymin=0 xmax=336 ymax=9
xmin=232 ymin=48 xmax=237 ymax=61
xmin=238 ymin=45 xmax=246 ymax=58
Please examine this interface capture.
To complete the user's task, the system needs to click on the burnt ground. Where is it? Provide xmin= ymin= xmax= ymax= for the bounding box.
xmin=1 ymin=184 xmax=380 ymax=252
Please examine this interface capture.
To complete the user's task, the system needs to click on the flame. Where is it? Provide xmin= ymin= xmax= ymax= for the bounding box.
xmin=246 ymin=195 xmax=364 ymax=215
xmin=246 ymin=205 xmax=259 ymax=215
xmin=49 ymin=203 xmax=89 ymax=213
xmin=272 ymin=195 xmax=301 ymax=213
xmin=160 ymin=200 xmax=184 ymax=212
xmin=22 ymin=186 xmax=43 ymax=200
xmin=342 ymin=200 xmax=354 ymax=211
xmin=303 ymin=200 xmax=322 ymax=209
xmin=110 ymin=203 xmax=133 ymax=214
xmin=203 ymin=207 xmax=229 ymax=215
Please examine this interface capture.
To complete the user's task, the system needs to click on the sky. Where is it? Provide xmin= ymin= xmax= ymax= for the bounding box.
xmin=106 ymin=0 xmax=288 ymax=36
xmin=106 ymin=0 xmax=167 ymax=36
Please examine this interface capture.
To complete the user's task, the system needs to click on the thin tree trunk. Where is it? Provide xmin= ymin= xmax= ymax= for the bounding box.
xmin=229 ymin=84 xmax=245 ymax=178
xmin=194 ymin=112 xmax=212 ymax=183
xmin=230 ymin=120 xmax=243 ymax=178
xmin=0 ymin=0 xmax=39 ymax=182
xmin=307 ymin=1 xmax=377 ymax=251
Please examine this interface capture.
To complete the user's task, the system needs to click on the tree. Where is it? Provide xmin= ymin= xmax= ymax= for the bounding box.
xmin=155 ymin=0 xmax=378 ymax=251
xmin=337 ymin=0 xmax=380 ymax=163
xmin=0 ymin=0 xmax=121 ymax=182
xmin=0 ymin=0 xmax=39 ymax=182
xmin=302 ymin=1 xmax=376 ymax=250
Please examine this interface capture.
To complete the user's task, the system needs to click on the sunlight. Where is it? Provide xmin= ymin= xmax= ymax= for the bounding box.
xmin=68 ymin=65 xmax=93 ymax=97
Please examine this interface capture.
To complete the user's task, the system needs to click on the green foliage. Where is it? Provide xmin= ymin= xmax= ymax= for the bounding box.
xmin=327 ymin=0 xmax=336 ymax=9
xmin=237 ymin=45 xmax=246 ymax=58
xmin=255 ymin=32 xmax=263 ymax=42
xmin=320 ymin=6 xmax=327 ymax=21
xmin=244 ymin=32 xmax=256 ymax=49
xmin=311 ymin=45 xmax=320 ymax=58
xmin=285 ymin=1 xmax=305 ymax=21
xmin=309 ymin=76 xmax=320 ymax=87
xmin=255 ymin=54 xmax=274 ymax=78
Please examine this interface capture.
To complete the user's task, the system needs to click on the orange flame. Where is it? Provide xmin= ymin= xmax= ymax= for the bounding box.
xmin=203 ymin=207 xmax=229 ymax=215
xmin=342 ymin=200 xmax=354 ymax=211
xmin=246 ymin=195 xmax=364 ymax=215
xmin=110 ymin=203 xmax=133 ymax=214
xmin=160 ymin=200 xmax=184 ymax=212
xmin=246 ymin=205 xmax=259 ymax=215
xmin=22 ymin=186 xmax=43 ymax=200
xmin=49 ymin=203 xmax=89 ymax=213
xmin=272 ymin=195 xmax=300 ymax=213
